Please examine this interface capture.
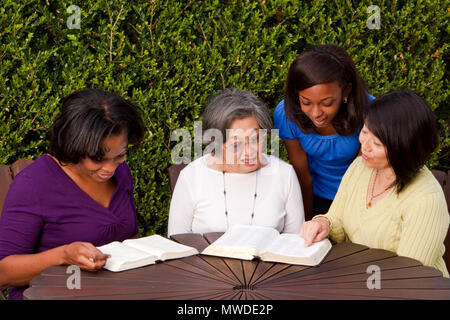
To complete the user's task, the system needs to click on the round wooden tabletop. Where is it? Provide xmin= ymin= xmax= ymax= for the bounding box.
xmin=23 ymin=233 xmax=450 ymax=300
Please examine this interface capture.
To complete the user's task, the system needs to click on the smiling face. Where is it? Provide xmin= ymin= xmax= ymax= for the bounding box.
xmin=359 ymin=124 xmax=390 ymax=170
xmin=76 ymin=130 xmax=128 ymax=183
xmin=222 ymin=116 xmax=262 ymax=174
xmin=298 ymin=81 xmax=350 ymax=129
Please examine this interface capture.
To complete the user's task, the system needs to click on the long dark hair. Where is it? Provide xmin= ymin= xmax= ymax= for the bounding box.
xmin=284 ymin=44 xmax=369 ymax=135
xmin=48 ymin=88 xmax=144 ymax=164
xmin=364 ymin=90 xmax=438 ymax=193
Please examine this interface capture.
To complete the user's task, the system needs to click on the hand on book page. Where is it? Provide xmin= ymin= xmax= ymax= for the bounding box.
xmin=98 ymin=242 xmax=158 ymax=272
xmin=202 ymin=224 xmax=332 ymax=266
xmin=300 ymin=218 xmax=330 ymax=247
xmin=260 ymin=233 xmax=332 ymax=266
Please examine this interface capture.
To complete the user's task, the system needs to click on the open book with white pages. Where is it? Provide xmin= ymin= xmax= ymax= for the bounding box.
xmin=97 ymin=235 xmax=199 ymax=272
xmin=202 ymin=224 xmax=332 ymax=266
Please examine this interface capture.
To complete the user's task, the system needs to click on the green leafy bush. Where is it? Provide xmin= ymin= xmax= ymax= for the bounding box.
xmin=0 ymin=0 xmax=448 ymax=236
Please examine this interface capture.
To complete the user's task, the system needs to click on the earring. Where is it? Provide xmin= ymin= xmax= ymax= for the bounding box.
xmin=343 ymin=97 xmax=348 ymax=103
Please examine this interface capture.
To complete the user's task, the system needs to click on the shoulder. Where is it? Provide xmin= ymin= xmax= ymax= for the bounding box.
xmin=399 ymin=168 xmax=449 ymax=222
xmin=273 ymin=100 xmax=306 ymax=140
xmin=177 ymin=155 xmax=211 ymax=179
xmin=11 ymin=154 xmax=58 ymax=187
xmin=348 ymin=156 xmax=366 ymax=172
xmin=341 ymin=156 xmax=368 ymax=182
xmin=115 ymin=161 xmax=132 ymax=180
xmin=273 ymin=100 xmax=289 ymax=129
xmin=273 ymin=100 xmax=296 ymax=128
xmin=273 ymin=100 xmax=293 ymax=126
xmin=171 ymin=156 xmax=214 ymax=197
xmin=265 ymin=154 xmax=292 ymax=169
xmin=261 ymin=155 xmax=295 ymax=177
xmin=273 ymin=100 xmax=286 ymax=119
xmin=402 ymin=167 xmax=446 ymax=199
xmin=2 ymin=155 xmax=57 ymax=210
xmin=114 ymin=161 xmax=134 ymax=190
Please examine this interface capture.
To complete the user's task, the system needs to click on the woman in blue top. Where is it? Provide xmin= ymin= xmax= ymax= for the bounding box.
xmin=274 ymin=44 xmax=375 ymax=220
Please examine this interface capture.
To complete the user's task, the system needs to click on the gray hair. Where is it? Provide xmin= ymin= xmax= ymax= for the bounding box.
xmin=202 ymin=88 xmax=273 ymax=144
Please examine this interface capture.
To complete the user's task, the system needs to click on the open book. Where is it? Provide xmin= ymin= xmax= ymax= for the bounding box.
xmin=97 ymin=235 xmax=199 ymax=272
xmin=202 ymin=224 xmax=332 ymax=266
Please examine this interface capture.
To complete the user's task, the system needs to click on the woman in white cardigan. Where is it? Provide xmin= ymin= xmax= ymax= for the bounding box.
xmin=168 ymin=89 xmax=305 ymax=236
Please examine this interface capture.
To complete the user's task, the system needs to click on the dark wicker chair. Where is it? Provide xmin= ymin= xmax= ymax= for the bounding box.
xmin=168 ymin=163 xmax=187 ymax=195
xmin=432 ymin=170 xmax=450 ymax=272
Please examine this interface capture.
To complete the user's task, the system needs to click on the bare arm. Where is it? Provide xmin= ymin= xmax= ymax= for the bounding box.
xmin=283 ymin=139 xmax=314 ymax=221
xmin=0 ymin=242 xmax=109 ymax=287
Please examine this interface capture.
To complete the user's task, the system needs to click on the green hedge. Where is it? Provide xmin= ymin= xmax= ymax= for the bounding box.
xmin=0 ymin=0 xmax=448 ymax=236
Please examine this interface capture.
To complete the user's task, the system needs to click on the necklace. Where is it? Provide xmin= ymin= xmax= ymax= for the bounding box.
xmin=222 ymin=170 xmax=258 ymax=229
xmin=367 ymin=169 xmax=395 ymax=208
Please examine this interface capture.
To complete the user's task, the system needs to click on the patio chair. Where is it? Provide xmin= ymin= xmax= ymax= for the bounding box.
xmin=433 ymin=170 xmax=450 ymax=272
xmin=0 ymin=159 xmax=34 ymax=299
xmin=168 ymin=163 xmax=187 ymax=195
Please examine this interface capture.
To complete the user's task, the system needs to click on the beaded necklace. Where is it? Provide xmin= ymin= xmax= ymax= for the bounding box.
xmin=222 ymin=169 xmax=258 ymax=229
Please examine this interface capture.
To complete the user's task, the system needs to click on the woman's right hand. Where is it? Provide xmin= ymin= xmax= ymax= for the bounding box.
xmin=300 ymin=217 xmax=330 ymax=247
xmin=62 ymin=242 xmax=110 ymax=271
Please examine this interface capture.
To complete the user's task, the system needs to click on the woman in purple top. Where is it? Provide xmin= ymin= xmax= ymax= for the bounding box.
xmin=0 ymin=89 xmax=144 ymax=299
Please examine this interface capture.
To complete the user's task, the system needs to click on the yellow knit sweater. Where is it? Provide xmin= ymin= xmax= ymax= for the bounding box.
xmin=316 ymin=156 xmax=449 ymax=277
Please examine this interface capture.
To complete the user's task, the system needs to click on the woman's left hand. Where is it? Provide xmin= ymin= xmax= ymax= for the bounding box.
xmin=300 ymin=217 xmax=330 ymax=247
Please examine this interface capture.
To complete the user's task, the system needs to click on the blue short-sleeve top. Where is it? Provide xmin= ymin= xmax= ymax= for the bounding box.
xmin=273 ymin=95 xmax=375 ymax=200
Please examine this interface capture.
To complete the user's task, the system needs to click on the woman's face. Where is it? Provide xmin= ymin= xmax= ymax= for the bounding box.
xmin=222 ymin=116 xmax=262 ymax=174
xmin=359 ymin=124 xmax=390 ymax=170
xmin=298 ymin=81 xmax=349 ymax=128
xmin=77 ymin=130 xmax=128 ymax=183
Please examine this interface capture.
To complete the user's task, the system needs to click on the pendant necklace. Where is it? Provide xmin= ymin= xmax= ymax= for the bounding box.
xmin=367 ymin=169 xmax=395 ymax=208
xmin=222 ymin=169 xmax=258 ymax=229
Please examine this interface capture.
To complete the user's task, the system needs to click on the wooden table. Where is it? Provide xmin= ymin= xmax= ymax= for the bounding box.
xmin=24 ymin=233 xmax=450 ymax=300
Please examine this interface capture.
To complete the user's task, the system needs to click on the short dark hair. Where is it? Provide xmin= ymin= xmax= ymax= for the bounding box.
xmin=284 ymin=44 xmax=369 ymax=135
xmin=48 ymin=88 xmax=145 ymax=164
xmin=364 ymin=90 xmax=438 ymax=193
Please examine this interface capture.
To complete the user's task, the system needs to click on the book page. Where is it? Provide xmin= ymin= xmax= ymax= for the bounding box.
xmin=98 ymin=242 xmax=157 ymax=271
xmin=123 ymin=235 xmax=198 ymax=259
xmin=262 ymin=233 xmax=331 ymax=264
xmin=203 ymin=224 xmax=280 ymax=258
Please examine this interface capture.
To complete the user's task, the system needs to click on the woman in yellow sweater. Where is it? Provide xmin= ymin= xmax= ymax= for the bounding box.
xmin=300 ymin=90 xmax=449 ymax=277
